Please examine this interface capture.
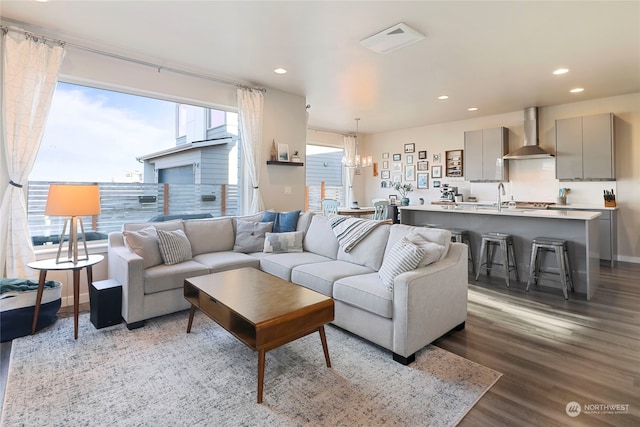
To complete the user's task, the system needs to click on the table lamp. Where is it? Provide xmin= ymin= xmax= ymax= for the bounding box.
xmin=45 ymin=184 xmax=101 ymax=264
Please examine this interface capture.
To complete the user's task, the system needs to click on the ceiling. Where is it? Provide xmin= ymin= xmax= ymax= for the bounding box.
xmin=1 ymin=1 xmax=639 ymax=135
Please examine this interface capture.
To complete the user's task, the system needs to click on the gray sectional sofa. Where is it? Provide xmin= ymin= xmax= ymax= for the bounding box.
xmin=107 ymin=211 xmax=468 ymax=364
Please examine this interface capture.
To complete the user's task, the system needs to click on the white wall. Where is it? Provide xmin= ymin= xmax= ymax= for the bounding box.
xmin=361 ymin=93 xmax=640 ymax=263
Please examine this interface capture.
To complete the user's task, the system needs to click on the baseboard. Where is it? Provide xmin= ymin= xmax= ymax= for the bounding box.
xmin=61 ymin=292 xmax=90 ymax=308
xmin=616 ymin=255 xmax=640 ymax=264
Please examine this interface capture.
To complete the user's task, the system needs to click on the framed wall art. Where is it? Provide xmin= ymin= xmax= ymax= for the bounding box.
xmin=381 ymin=170 xmax=390 ymax=179
xmin=383 ymin=160 xmax=389 ymax=169
xmin=433 ymin=153 xmax=441 ymax=163
xmin=432 ymin=165 xmax=442 ymax=178
xmin=404 ymin=143 xmax=415 ymax=153
xmin=277 ymin=143 xmax=289 ymax=162
xmin=392 ymin=174 xmax=402 ymax=183
xmin=417 ymin=173 xmax=429 ymax=189
xmin=405 ymin=165 xmax=416 ymax=181
xmin=393 ymin=153 xmax=401 ymax=161
xmin=406 ymin=154 xmax=414 ymax=164
xmin=389 ymin=195 xmax=398 ymax=205
xmin=417 ymin=161 xmax=428 ymax=171
xmin=382 ymin=152 xmax=389 ymax=159
xmin=392 ymin=162 xmax=402 ymax=173
xmin=418 ymin=150 xmax=427 ymax=160
xmin=433 ymin=180 xmax=441 ymax=188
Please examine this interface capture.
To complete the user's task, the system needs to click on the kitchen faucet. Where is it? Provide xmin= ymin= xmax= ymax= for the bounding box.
xmin=497 ymin=182 xmax=506 ymax=212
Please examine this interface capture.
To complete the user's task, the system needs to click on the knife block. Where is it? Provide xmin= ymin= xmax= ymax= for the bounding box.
xmin=604 ymin=197 xmax=616 ymax=207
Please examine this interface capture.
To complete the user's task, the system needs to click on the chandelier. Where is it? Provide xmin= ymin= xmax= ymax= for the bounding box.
xmin=343 ymin=118 xmax=372 ymax=168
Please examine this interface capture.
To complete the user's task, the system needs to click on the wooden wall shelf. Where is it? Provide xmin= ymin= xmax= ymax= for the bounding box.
xmin=266 ymin=161 xmax=304 ymax=166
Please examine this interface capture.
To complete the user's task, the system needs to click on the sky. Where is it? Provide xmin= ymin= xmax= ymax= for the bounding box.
xmin=31 ymin=82 xmax=177 ymax=182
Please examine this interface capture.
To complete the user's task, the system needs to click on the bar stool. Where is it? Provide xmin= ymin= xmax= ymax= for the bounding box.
xmin=526 ymin=237 xmax=574 ymax=299
xmin=448 ymin=228 xmax=475 ymax=275
xmin=475 ymin=232 xmax=518 ymax=287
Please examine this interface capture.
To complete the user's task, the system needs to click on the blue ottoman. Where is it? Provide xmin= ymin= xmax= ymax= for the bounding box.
xmin=0 ymin=278 xmax=62 ymax=342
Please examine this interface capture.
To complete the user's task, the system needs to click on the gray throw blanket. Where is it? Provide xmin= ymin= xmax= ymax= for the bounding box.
xmin=0 ymin=278 xmax=58 ymax=294
xmin=329 ymin=216 xmax=382 ymax=253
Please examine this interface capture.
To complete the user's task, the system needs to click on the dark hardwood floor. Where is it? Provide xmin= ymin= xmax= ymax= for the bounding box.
xmin=1 ymin=263 xmax=638 ymax=426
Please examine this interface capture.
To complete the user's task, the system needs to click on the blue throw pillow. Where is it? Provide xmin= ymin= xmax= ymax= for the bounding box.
xmin=275 ymin=210 xmax=301 ymax=232
xmin=261 ymin=210 xmax=301 ymax=233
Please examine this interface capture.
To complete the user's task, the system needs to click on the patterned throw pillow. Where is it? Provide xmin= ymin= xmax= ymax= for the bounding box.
xmin=233 ymin=220 xmax=274 ymax=253
xmin=156 ymin=229 xmax=193 ymax=265
xmin=263 ymin=231 xmax=304 ymax=253
xmin=378 ymin=237 xmax=425 ymax=291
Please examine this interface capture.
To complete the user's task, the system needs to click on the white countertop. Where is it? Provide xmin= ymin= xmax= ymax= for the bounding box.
xmin=399 ymin=204 xmax=602 ymax=220
xmin=550 ymin=204 xmax=619 ymax=211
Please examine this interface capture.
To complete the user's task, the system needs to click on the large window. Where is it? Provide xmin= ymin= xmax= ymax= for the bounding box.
xmin=28 ymin=82 xmax=241 ymax=246
xmin=305 ymin=145 xmax=344 ymax=210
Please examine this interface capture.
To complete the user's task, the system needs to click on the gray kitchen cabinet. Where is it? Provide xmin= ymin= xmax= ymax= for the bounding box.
xmin=464 ymin=127 xmax=509 ymax=182
xmin=555 ymin=113 xmax=615 ymax=181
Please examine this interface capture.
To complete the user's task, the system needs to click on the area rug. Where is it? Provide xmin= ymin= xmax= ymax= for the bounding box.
xmin=1 ymin=311 xmax=501 ymax=426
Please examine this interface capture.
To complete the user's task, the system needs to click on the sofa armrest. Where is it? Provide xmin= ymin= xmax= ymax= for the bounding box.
xmin=107 ymin=232 xmax=145 ymax=324
xmin=391 ymin=242 xmax=468 ymax=357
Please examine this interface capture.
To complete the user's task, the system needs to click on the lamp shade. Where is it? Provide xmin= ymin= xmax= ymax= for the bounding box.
xmin=45 ymin=184 xmax=101 ymax=216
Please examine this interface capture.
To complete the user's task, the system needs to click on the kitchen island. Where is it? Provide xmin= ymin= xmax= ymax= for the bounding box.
xmin=399 ymin=205 xmax=601 ymax=299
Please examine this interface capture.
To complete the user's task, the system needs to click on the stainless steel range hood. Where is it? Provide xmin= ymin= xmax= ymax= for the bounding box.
xmin=503 ymin=107 xmax=554 ymax=160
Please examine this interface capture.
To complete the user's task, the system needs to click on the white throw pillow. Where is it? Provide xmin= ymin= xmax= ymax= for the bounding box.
xmin=405 ymin=232 xmax=447 ymax=267
xmin=378 ymin=237 xmax=425 ymax=291
xmin=263 ymin=231 xmax=304 ymax=253
xmin=156 ymin=229 xmax=193 ymax=265
xmin=123 ymin=226 xmax=162 ymax=269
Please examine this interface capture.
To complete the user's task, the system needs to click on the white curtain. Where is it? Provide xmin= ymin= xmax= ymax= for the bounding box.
xmin=343 ymin=135 xmax=357 ymax=206
xmin=237 ymin=87 xmax=265 ymax=214
xmin=0 ymin=30 xmax=66 ymax=278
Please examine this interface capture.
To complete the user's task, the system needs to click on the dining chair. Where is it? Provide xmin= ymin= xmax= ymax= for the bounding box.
xmin=321 ymin=199 xmax=339 ymax=216
xmin=372 ymin=200 xmax=389 ymax=220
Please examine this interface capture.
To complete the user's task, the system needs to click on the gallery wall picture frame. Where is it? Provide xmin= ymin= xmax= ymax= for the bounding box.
xmin=381 ymin=170 xmax=390 ymax=179
xmin=418 ymin=150 xmax=427 ymax=159
xmin=393 ymin=153 xmax=401 ymax=161
xmin=383 ymin=160 xmax=389 ymax=169
xmin=382 ymin=152 xmax=389 ymax=159
xmin=277 ymin=143 xmax=290 ymax=162
xmin=406 ymin=154 xmax=414 ymax=164
xmin=404 ymin=143 xmax=415 ymax=153
xmin=433 ymin=180 xmax=441 ymax=188
xmin=417 ymin=173 xmax=429 ymax=189
xmin=392 ymin=162 xmax=402 ymax=172
xmin=433 ymin=153 xmax=441 ymax=163
xmin=405 ymin=165 xmax=416 ymax=181
xmin=392 ymin=174 xmax=402 ymax=183
xmin=389 ymin=195 xmax=398 ymax=205
xmin=417 ymin=161 xmax=429 ymax=171
xmin=432 ymin=165 xmax=443 ymax=178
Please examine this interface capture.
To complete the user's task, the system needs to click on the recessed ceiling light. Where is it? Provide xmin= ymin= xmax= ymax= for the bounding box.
xmin=553 ymin=68 xmax=570 ymax=75
xmin=467 ymin=107 xmax=478 ymax=111
xmin=437 ymin=95 xmax=449 ymax=100
xmin=274 ymin=68 xmax=287 ymax=74
xmin=570 ymin=88 xmax=584 ymax=93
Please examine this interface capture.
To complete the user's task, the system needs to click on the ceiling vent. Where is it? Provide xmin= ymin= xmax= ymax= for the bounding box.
xmin=360 ymin=23 xmax=425 ymax=54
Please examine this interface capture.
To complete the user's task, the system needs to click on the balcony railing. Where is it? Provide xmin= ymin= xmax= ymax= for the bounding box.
xmin=28 ymin=181 xmax=238 ymax=245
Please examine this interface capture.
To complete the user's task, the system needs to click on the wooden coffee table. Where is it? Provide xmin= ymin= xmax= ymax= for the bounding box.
xmin=184 ymin=267 xmax=334 ymax=403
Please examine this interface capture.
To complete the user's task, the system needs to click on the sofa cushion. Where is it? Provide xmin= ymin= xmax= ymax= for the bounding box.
xmin=156 ymin=229 xmax=193 ymax=265
xmin=333 ymin=273 xmax=393 ymax=319
xmin=263 ymin=231 xmax=304 ymax=253
xmin=122 ymin=226 xmax=162 ymax=269
xmin=386 ymin=225 xmax=451 ymax=263
xmin=291 ymin=260 xmax=374 ymax=297
xmin=143 ymin=260 xmax=210 ymax=294
xmin=232 ymin=212 xmax=265 ymax=233
xmin=296 ymin=211 xmax=314 ymax=234
xmin=337 ymin=223 xmax=390 ymax=271
xmin=303 ymin=215 xmax=339 ymax=259
xmin=378 ymin=237 xmax=425 ymax=291
xmin=260 ymin=252 xmax=334 ymax=281
xmin=233 ymin=220 xmax=273 ymax=253
xmin=184 ymin=217 xmax=235 ymax=255
xmin=192 ymin=251 xmax=260 ymax=272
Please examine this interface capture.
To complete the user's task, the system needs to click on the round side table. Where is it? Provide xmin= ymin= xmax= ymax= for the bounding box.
xmin=27 ymin=254 xmax=104 ymax=339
